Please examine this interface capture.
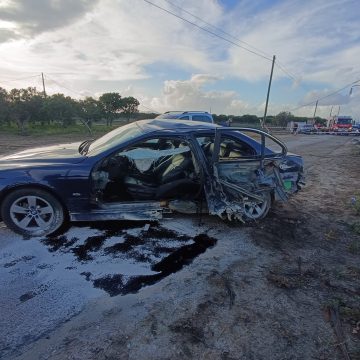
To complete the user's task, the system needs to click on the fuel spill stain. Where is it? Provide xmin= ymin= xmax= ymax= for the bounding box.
xmin=42 ymin=223 xmax=217 ymax=297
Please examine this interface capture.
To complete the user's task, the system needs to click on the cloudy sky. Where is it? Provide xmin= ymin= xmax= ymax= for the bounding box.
xmin=0 ymin=0 xmax=360 ymax=118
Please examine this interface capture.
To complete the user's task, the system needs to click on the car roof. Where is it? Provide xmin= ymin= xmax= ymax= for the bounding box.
xmin=164 ymin=111 xmax=210 ymax=114
xmin=135 ymin=118 xmax=219 ymax=133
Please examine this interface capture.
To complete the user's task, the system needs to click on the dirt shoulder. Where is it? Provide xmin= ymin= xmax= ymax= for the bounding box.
xmin=0 ymin=132 xmax=88 ymax=156
xmin=3 ymin=134 xmax=360 ymax=360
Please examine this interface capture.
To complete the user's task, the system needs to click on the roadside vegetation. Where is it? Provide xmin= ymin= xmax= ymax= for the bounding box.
xmin=0 ymin=86 xmax=328 ymax=136
xmin=0 ymin=86 xmax=142 ymax=135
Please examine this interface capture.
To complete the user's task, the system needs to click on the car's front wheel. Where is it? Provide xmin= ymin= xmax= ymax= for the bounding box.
xmin=1 ymin=188 xmax=65 ymax=237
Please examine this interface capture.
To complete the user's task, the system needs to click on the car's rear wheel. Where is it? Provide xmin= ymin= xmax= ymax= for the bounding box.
xmin=1 ymin=188 xmax=65 ymax=237
xmin=243 ymin=192 xmax=271 ymax=220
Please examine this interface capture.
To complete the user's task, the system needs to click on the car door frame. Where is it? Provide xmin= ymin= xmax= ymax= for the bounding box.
xmin=70 ymin=131 xmax=206 ymax=221
xmin=201 ymin=127 xmax=288 ymax=220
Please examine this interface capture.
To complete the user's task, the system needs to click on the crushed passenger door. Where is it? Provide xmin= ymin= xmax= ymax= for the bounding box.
xmin=204 ymin=128 xmax=288 ymax=221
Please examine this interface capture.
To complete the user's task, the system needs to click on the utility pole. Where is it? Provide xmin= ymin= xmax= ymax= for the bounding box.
xmin=312 ymin=100 xmax=318 ymax=124
xmin=262 ymin=55 xmax=276 ymax=131
xmin=329 ymin=105 xmax=333 ymax=117
xmin=337 ymin=105 xmax=340 ymax=116
xmin=41 ymin=72 xmax=46 ymax=98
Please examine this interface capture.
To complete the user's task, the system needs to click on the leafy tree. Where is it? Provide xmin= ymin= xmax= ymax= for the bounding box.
xmin=314 ymin=116 xmax=327 ymax=126
xmin=43 ymin=94 xmax=78 ymax=127
xmin=213 ymin=114 xmax=228 ymax=124
xmin=265 ymin=115 xmax=275 ymax=125
xmin=79 ymin=97 xmax=102 ymax=127
xmin=240 ymin=114 xmax=259 ymax=123
xmin=230 ymin=114 xmax=260 ymax=125
xmin=99 ymin=92 xmax=123 ymax=126
xmin=122 ymin=96 xmax=140 ymax=122
xmin=0 ymin=87 xmax=10 ymax=126
xmin=274 ymin=111 xmax=294 ymax=127
xmin=8 ymin=87 xmax=44 ymax=133
xmin=136 ymin=112 xmax=158 ymax=120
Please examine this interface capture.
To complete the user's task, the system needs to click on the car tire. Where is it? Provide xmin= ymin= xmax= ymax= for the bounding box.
xmin=243 ymin=191 xmax=271 ymax=220
xmin=1 ymin=188 xmax=65 ymax=237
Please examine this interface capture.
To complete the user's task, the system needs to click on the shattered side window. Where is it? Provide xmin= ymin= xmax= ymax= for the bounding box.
xmin=118 ymin=138 xmax=190 ymax=172
xmin=218 ymin=135 xmax=256 ymax=159
xmin=196 ymin=136 xmax=215 ymax=160
xmin=233 ymin=130 xmax=284 ymax=157
xmin=263 ymin=137 xmax=284 ymax=155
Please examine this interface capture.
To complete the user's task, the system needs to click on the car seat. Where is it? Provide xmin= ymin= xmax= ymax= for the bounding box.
xmin=123 ymin=151 xmax=196 ymax=200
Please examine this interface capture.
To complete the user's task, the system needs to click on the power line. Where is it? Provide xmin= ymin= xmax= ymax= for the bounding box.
xmin=44 ymin=74 xmax=85 ymax=97
xmin=289 ymin=79 xmax=360 ymax=112
xmin=148 ymin=0 xmax=304 ymax=85
xmin=162 ymin=0 xmax=272 ymax=59
xmin=274 ymin=60 xmax=297 ymax=82
xmin=142 ymin=0 xmax=272 ymax=62
xmin=0 ymin=74 xmax=41 ymax=85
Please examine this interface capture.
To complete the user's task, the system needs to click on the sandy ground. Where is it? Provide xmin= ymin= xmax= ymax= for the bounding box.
xmin=0 ymin=133 xmax=359 ymax=360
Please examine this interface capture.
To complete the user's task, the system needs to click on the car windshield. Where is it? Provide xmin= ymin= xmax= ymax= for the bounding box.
xmin=88 ymin=123 xmax=144 ymax=155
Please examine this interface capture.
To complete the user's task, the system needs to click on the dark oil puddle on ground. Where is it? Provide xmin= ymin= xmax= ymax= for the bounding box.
xmin=41 ymin=235 xmax=78 ymax=252
xmin=93 ymin=233 xmax=217 ymax=297
xmin=71 ymin=235 xmax=107 ymax=261
xmin=41 ymin=223 xmax=217 ymax=297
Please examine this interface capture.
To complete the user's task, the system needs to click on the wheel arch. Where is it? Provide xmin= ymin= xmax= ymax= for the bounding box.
xmin=0 ymin=183 xmax=69 ymax=219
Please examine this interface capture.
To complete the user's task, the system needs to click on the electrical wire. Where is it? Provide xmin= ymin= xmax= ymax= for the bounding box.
xmin=274 ymin=60 xmax=297 ymax=82
xmin=44 ymin=74 xmax=85 ymax=97
xmin=147 ymin=0 xmax=304 ymax=85
xmin=157 ymin=0 xmax=360 ymax=102
xmin=289 ymin=79 xmax=360 ymax=112
xmin=0 ymin=74 xmax=41 ymax=85
xmin=162 ymin=0 xmax=272 ymax=59
xmin=142 ymin=0 xmax=272 ymax=62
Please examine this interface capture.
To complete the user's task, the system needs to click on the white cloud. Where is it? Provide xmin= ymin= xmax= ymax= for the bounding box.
xmin=301 ymin=89 xmax=351 ymax=106
xmin=149 ymin=74 xmax=252 ymax=115
xmin=222 ymin=0 xmax=360 ymax=85
xmin=0 ymin=0 xmax=98 ymax=41
xmin=0 ymin=0 xmax=359 ymax=116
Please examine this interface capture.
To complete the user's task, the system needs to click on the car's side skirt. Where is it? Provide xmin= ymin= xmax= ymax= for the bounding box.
xmin=70 ymin=201 xmax=163 ymax=221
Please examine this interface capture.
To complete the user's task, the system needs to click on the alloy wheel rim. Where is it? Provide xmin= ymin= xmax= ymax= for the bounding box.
xmin=9 ymin=196 xmax=55 ymax=231
xmin=244 ymin=198 xmax=267 ymax=219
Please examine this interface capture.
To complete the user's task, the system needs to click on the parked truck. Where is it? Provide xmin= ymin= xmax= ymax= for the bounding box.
xmin=327 ymin=115 xmax=353 ymax=132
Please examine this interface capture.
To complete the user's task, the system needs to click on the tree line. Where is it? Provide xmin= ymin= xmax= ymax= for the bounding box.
xmin=0 ymin=86 xmax=327 ymax=133
xmin=213 ymin=112 xmax=327 ymax=127
xmin=0 ymin=86 xmax=141 ymax=133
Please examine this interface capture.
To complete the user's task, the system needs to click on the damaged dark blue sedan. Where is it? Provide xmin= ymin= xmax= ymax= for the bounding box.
xmin=0 ymin=119 xmax=304 ymax=236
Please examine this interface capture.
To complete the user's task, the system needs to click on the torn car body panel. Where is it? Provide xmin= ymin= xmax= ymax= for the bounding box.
xmin=203 ymin=128 xmax=303 ymax=221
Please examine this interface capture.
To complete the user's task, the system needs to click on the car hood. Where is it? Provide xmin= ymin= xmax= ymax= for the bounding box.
xmin=0 ymin=142 xmax=86 ymax=166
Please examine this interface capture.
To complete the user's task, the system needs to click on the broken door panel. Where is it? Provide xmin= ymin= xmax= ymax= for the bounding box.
xmin=205 ymin=128 xmax=289 ymax=221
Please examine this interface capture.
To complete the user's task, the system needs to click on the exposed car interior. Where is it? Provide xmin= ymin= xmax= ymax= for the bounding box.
xmin=92 ymin=137 xmax=202 ymax=202
xmin=197 ymin=135 xmax=256 ymax=160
